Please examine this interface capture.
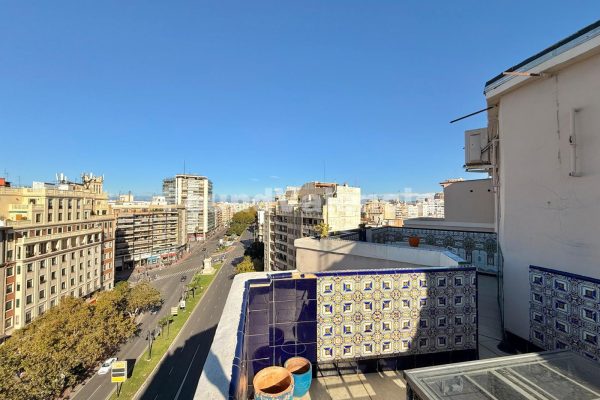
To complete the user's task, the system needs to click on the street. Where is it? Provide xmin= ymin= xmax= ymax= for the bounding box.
xmin=70 ymin=228 xmax=234 ymax=400
xmin=136 ymin=229 xmax=251 ymax=400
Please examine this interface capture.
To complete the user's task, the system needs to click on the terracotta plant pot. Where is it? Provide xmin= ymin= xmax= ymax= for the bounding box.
xmin=284 ymin=356 xmax=312 ymax=398
xmin=408 ymin=236 xmax=420 ymax=247
xmin=253 ymin=366 xmax=294 ymax=400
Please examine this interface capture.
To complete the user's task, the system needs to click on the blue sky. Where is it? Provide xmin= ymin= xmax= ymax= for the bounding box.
xmin=1 ymin=2 xmax=598 ymax=200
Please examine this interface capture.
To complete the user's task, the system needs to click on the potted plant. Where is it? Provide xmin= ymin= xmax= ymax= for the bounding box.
xmin=408 ymin=235 xmax=420 ymax=247
xmin=253 ymin=366 xmax=294 ymax=400
xmin=284 ymin=356 xmax=312 ymax=398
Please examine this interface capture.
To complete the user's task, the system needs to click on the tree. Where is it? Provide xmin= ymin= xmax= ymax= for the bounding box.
xmin=315 ymin=222 xmax=330 ymax=238
xmin=226 ymin=208 xmax=257 ymax=236
xmin=235 ymin=256 xmax=256 ymax=274
xmin=126 ymin=282 xmax=162 ymax=318
xmin=0 ymin=282 xmax=162 ymax=400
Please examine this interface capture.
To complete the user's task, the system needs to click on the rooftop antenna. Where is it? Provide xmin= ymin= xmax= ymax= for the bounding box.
xmin=183 ymin=160 xmax=186 ymax=175
xmin=323 ymin=160 xmax=326 ymax=182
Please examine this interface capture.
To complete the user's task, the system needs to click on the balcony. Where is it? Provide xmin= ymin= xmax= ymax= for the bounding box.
xmin=198 ymin=250 xmax=487 ymax=399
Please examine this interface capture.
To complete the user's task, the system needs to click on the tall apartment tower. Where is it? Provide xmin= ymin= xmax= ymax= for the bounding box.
xmin=0 ymin=174 xmax=115 ymax=338
xmin=162 ymin=174 xmax=215 ymax=240
xmin=264 ymin=182 xmax=361 ymax=271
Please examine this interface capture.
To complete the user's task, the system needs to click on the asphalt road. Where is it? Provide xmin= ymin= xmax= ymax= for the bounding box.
xmin=136 ymin=230 xmax=252 ymax=400
xmin=70 ymin=229 xmax=229 ymax=400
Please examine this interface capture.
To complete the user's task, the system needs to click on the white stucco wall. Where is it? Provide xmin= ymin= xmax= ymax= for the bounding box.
xmin=497 ymin=51 xmax=600 ymax=339
xmin=294 ymin=237 xmax=462 ymax=272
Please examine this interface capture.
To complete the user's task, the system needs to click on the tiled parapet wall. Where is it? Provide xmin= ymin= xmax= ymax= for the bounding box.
xmin=530 ymin=266 xmax=600 ymax=361
xmin=244 ymin=276 xmax=317 ymax=396
xmin=370 ymin=227 xmax=498 ymax=274
xmin=316 ymin=268 xmax=477 ymax=362
xmin=198 ymin=268 xmax=477 ymax=400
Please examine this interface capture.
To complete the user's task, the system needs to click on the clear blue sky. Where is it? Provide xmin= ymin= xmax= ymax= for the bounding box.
xmin=1 ymin=2 xmax=598 ymax=200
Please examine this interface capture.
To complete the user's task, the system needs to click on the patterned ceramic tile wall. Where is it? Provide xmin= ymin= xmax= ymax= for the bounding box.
xmin=530 ymin=266 xmax=600 ymax=361
xmin=316 ymin=269 xmax=477 ymax=362
xmin=370 ymin=227 xmax=498 ymax=274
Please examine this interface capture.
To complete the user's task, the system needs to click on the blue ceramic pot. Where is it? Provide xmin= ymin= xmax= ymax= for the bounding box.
xmin=253 ymin=366 xmax=294 ymax=400
xmin=284 ymin=357 xmax=312 ymax=398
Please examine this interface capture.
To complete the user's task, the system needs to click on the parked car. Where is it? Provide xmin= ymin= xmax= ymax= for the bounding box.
xmin=98 ymin=357 xmax=117 ymax=375
xmin=180 ymin=275 xmax=187 ymax=282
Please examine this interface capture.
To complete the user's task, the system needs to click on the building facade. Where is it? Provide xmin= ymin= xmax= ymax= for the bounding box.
xmin=264 ymin=182 xmax=361 ymax=271
xmin=466 ymin=20 xmax=600 ymax=356
xmin=0 ymin=174 xmax=115 ymax=337
xmin=111 ymin=200 xmax=187 ymax=270
xmin=162 ymin=174 xmax=215 ymax=240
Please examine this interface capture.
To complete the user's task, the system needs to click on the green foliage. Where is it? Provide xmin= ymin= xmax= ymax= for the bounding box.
xmin=226 ymin=208 xmax=256 ymax=236
xmin=234 ymin=255 xmax=256 ymax=274
xmin=315 ymin=222 xmax=330 ymax=237
xmin=0 ymin=283 xmax=162 ymax=400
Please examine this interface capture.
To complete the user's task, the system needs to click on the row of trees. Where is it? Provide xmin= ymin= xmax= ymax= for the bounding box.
xmin=0 ymin=282 xmax=161 ymax=400
xmin=226 ymin=208 xmax=256 ymax=236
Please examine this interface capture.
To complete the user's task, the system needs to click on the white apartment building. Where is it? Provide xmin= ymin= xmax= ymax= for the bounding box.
xmin=264 ymin=182 xmax=361 ymax=271
xmin=163 ymin=174 xmax=215 ymax=240
xmin=465 ymin=20 xmax=600 ymax=354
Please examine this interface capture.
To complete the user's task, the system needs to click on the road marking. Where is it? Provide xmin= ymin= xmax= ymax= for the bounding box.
xmin=131 ymin=235 xmax=236 ymax=400
xmin=173 ymin=343 xmax=202 ymax=400
xmin=168 ymin=366 xmax=174 ymax=376
xmin=88 ymin=383 xmax=103 ymax=399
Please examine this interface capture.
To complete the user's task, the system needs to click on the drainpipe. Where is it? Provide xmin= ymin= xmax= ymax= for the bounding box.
xmin=569 ymin=108 xmax=581 ymax=177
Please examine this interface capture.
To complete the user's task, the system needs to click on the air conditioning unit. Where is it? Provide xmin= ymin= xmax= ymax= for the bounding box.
xmin=464 ymin=128 xmax=491 ymax=168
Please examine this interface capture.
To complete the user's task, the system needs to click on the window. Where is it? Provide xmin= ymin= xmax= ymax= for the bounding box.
xmin=26 ymin=263 xmax=33 ymax=273
xmin=26 ymin=294 xmax=33 ymax=305
xmin=39 ymin=290 xmax=45 ymax=299
xmin=61 ymin=282 xmax=66 ymax=290
xmin=26 ymin=279 xmax=33 ymax=289
xmin=5 ymin=317 xmax=12 ymax=329
xmin=51 ymin=286 xmax=56 ymax=295
xmin=51 ymin=272 xmax=56 ymax=280
xmin=6 ymin=266 xmax=13 ymax=276
xmin=5 ymin=301 xmax=13 ymax=311
xmin=6 ymin=284 xmax=13 ymax=294
xmin=25 ymin=311 xmax=32 ymax=323
xmin=47 ymin=213 xmax=53 ymax=222
xmin=35 ymin=214 xmax=41 ymax=223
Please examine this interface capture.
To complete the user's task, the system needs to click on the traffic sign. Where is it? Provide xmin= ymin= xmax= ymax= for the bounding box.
xmin=111 ymin=361 xmax=128 ymax=383
xmin=171 ymin=306 xmax=178 ymax=316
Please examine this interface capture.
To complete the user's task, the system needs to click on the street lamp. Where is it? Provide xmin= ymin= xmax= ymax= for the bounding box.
xmin=145 ymin=328 xmax=155 ymax=360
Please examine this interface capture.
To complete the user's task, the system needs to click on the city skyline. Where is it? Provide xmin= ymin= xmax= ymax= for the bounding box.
xmin=1 ymin=2 xmax=597 ymax=197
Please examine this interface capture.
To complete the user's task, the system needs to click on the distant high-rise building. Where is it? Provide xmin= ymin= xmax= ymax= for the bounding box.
xmin=0 ymin=173 xmax=115 ymax=338
xmin=162 ymin=174 xmax=215 ymax=240
xmin=264 ymin=182 xmax=361 ymax=271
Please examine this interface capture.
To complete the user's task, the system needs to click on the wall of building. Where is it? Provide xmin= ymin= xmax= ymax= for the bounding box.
xmin=443 ymin=179 xmax=494 ymax=224
xmin=294 ymin=237 xmax=465 ymax=273
xmin=0 ymin=177 xmax=115 ymax=334
xmin=497 ymin=51 xmax=600 ymax=340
